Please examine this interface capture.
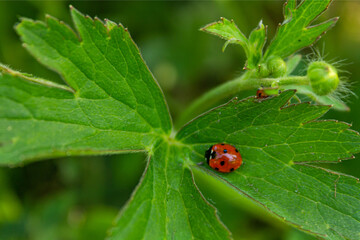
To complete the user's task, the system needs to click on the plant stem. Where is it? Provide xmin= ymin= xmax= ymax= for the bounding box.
xmin=177 ymin=73 xmax=309 ymax=128
xmin=261 ymin=76 xmax=309 ymax=86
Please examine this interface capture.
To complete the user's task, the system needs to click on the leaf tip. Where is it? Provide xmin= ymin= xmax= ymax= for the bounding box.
xmin=15 ymin=17 xmax=35 ymax=33
xmin=69 ymin=5 xmax=83 ymax=19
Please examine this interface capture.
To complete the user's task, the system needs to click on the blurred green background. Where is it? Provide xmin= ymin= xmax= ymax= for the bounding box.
xmin=0 ymin=1 xmax=359 ymax=240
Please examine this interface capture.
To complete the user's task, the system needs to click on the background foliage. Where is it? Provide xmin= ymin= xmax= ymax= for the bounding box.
xmin=0 ymin=1 xmax=359 ymax=240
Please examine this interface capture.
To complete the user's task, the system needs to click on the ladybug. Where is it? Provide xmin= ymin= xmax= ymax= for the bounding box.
xmin=205 ymin=144 xmax=242 ymax=173
xmin=256 ymin=89 xmax=270 ymax=99
xmin=256 ymin=87 xmax=281 ymax=99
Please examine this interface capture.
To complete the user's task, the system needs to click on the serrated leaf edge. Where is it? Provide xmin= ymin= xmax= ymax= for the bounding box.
xmin=185 ymin=90 xmax=360 ymax=238
xmin=265 ymin=0 xmax=339 ymax=59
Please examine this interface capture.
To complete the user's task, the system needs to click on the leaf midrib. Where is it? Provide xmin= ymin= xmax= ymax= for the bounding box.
xmin=1 ymin=96 xmax=155 ymax=134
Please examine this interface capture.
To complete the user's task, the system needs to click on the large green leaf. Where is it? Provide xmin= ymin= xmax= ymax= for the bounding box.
xmin=107 ymin=140 xmax=231 ymax=240
xmin=0 ymin=8 xmax=231 ymax=238
xmin=177 ymin=91 xmax=360 ymax=239
xmin=264 ymin=0 xmax=338 ymax=59
xmin=0 ymin=7 xmax=172 ymax=165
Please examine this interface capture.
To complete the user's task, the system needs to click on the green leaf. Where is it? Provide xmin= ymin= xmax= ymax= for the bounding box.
xmin=201 ymin=18 xmax=268 ymax=69
xmin=176 ymin=91 xmax=360 ymax=239
xmin=264 ymin=0 xmax=338 ymax=59
xmin=201 ymin=17 xmax=248 ymax=52
xmin=284 ymin=85 xmax=350 ymax=111
xmin=285 ymin=54 xmax=302 ymax=76
xmin=248 ymin=20 xmax=267 ymax=70
xmin=201 ymin=17 xmax=264 ymax=69
xmin=107 ymin=140 xmax=231 ymax=240
xmin=0 ymin=7 xmax=172 ymax=165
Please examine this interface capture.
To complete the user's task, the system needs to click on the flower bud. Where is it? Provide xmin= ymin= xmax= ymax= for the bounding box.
xmin=257 ymin=63 xmax=269 ymax=78
xmin=307 ymin=61 xmax=339 ymax=96
xmin=267 ymin=56 xmax=287 ymax=77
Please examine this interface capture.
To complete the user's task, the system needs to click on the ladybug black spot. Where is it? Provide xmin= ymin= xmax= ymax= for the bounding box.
xmin=223 ymin=149 xmax=227 ymax=153
xmin=220 ymin=161 xmax=225 ymax=166
xmin=215 ymin=167 xmax=219 ymax=171
xmin=230 ymin=168 xmax=234 ymax=172
xmin=221 ymin=143 xmax=225 ymax=145
xmin=235 ymin=149 xmax=238 ymax=152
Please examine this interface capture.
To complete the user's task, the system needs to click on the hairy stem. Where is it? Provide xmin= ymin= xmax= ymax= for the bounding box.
xmin=177 ymin=72 xmax=309 ymax=128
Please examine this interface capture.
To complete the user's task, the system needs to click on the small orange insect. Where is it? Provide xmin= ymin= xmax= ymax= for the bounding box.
xmin=256 ymin=87 xmax=281 ymax=99
xmin=256 ymin=89 xmax=270 ymax=99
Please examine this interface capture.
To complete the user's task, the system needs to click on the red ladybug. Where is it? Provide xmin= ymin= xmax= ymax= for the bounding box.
xmin=256 ymin=88 xmax=281 ymax=99
xmin=205 ymin=144 xmax=242 ymax=173
xmin=256 ymin=89 xmax=270 ymax=99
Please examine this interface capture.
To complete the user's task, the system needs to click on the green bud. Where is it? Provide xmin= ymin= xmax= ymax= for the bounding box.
xmin=267 ymin=56 xmax=287 ymax=77
xmin=257 ymin=63 xmax=269 ymax=78
xmin=307 ymin=61 xmax=339 ymax=96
